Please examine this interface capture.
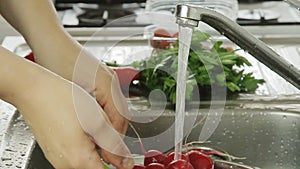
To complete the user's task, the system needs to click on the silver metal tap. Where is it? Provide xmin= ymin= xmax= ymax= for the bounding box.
xmin=285 ymin=0 xmax=300 ymax=11
xmin=175 ymin=4 xmax=300 ymax=90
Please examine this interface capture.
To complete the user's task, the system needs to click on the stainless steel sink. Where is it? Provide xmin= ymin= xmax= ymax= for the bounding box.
xmin=18 ymin=97 xmax=299 ymax=169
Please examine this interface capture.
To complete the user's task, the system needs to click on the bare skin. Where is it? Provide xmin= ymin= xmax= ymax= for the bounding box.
xmin=0 ymin=0 xmax=134 ymax=168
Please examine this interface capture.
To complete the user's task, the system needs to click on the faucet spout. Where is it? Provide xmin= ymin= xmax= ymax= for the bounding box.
xmin=175 ymin=4 xmax=300 ymax=90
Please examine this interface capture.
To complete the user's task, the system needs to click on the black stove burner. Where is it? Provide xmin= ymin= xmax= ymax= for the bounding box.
xmin=237 ymin=9 xmax=281 ymax=25
xmin=77 ymin=7 xmax=136 ymax=27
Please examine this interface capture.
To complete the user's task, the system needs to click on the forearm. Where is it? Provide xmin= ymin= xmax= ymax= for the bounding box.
xmin=0 ymin=0 xmax=63 ymax=45
xmin=0 ymin=46 xmax=55 ymax=110
xmin=0 ymin=0 xmax=99 ymax=89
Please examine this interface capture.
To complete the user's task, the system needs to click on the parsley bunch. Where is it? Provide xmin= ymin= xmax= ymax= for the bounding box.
xmin=131 ymin=31 xmax=265 ymax=105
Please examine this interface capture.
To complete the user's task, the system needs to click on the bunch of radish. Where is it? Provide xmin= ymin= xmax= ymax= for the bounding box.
xmin=133 ymin=148 xmax=214 ymax=169
xmin=130 ymin=123 xmax=216 ymax=169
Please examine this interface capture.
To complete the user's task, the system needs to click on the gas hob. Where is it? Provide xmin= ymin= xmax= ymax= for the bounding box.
xmin=56 ymin=1 xmax=300 ymax=27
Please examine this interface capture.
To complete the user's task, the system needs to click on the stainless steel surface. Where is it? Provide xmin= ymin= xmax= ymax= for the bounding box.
xmin=19 ymin=99 xmax=300 ymax=169
xmin=0 ymin=101 xmax=35 ymax=169
xmin=214 ymin=160 xmax=256 ymax=169
xmin=285 ymin=0 xmax=300 ymax=11
xmin=175 ymin=4 xmax=300 ymax=90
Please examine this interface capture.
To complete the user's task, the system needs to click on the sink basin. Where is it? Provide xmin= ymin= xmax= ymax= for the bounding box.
xmin=23 ymin=98 xmax=299 ymax=169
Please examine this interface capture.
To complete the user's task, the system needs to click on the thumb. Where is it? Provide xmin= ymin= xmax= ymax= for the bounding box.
xmin=73 ymin=85 xmax=132 ymax=157
xmin=72 ymin=85 xmax=134 ymax=167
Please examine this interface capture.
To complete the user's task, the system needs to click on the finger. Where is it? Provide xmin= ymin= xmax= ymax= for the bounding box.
xmin=108 ymin=73 xmax=130 ymax=134
xmin=103 ymin=100 xmax=128 ymax=135
xmin=43 ymin=136 xmax=106 ymax=169
xmin=73 ymin=85 xmax=133 ymax=159
xmin=81 ymin=148 xmax=106 ymax=169
xmin=95 ymin=73 xmax=130 ymax=135
xmin=101 ymin=146 xmax=134 ymax=169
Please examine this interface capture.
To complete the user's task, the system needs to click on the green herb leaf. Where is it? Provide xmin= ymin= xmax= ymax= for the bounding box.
xmin=117 ymin=30 xmax=265 ymax=106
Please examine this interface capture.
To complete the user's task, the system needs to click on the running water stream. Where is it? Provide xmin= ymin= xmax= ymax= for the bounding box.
xmin=174 ymin=25 xmax=193 ymax=160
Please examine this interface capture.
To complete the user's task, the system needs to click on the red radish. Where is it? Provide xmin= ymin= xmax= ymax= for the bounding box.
xmin=190 ymin=147 xmax=225 ymax=156
xmin=133 ymin=164 xmax=146 ymax=169
xmin=144 ymin=150 xmax=166 ymax=166
xmin=145 ymin=163 xmax=165 ymax=169
xmin=225 ymin=46 xmax=233 ymax=52
xmin=24 ymin=52 xmax=35 ymax=62
xmin=153 ymin=28 xmax=172 ymax=38
xmin=166 ymin=159 xmax=194 ymax=169
xmin=129 ymin=123 xmax=166 ymax=166
xmin=23 ymin=52 xmax=140 ymax=87
xmin=112 ymin=67 xmax=139 ymax=86
xmin=172 ymin=32 xmax=179 ymax=38
xmin=150 ymin=28 xmax=172 ymax=49
xmin=164 ymin=152 xmax=188 ymax=166
xmin=150 ymin=38 xmax=170 ymax=49
xmin=187 ymin=150 xmax=213 ymax=169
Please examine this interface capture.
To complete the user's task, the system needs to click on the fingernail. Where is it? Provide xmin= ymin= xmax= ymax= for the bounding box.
xmin=122 ymin=157 xmax=134 ymax=168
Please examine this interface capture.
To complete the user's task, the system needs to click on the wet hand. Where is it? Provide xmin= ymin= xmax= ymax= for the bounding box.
xmin=16 ymin=70 xmax=133 ymax=169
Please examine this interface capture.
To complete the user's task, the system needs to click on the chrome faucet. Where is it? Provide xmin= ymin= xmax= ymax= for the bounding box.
xmin=285 ymin=0 xmax=300 ymax=11
xmin=175 ymin=4 xmax=300 ymax=90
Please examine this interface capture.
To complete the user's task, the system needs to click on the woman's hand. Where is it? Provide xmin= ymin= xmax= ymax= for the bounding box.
xmin=0 ymin=0 xmax=133 ymax=167
xmin=0 ymin=48 xmax=134 ymax=169
xmin=21 ymin=77 xmax=133 ymax=169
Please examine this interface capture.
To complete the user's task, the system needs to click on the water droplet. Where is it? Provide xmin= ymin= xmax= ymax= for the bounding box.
xmin=5 ymin=163 xmax=13 ymax=166
xmin=282 ymin=115 xmax=287 ymax=119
